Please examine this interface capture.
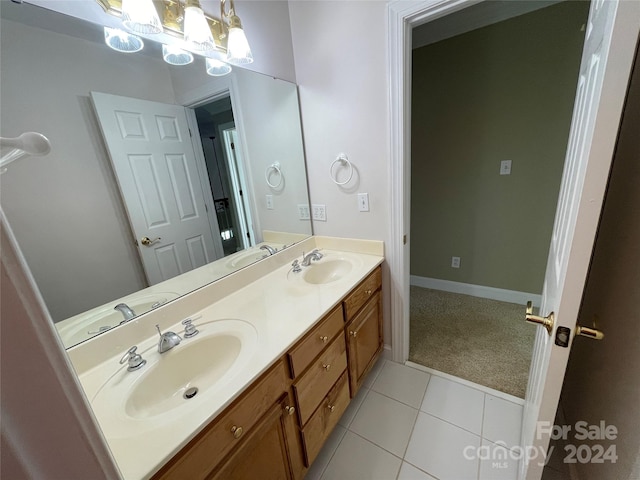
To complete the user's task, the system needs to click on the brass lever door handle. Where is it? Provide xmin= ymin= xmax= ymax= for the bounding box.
xmin=140 ymin=236 xmax=161 ymax=246
xmin=525 ymin=301 xmax=554 ymax=335
xmin=576 ymin=325 xmax=604 ymax=340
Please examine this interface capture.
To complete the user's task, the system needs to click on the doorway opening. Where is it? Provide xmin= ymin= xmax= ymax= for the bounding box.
xmin=407 ymin=1 xmax=590 ymax=398
xmin=194 ymin=96 xmax=255 ymax=256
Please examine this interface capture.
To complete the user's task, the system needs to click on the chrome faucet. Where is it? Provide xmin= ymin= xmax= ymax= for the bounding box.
xmin=114 ymin=303 xmax=136 ymax=322
xmin=260 ymin=244 xmax=277 ymax=255
xmin=301 ymin=249 xmax=323 ymax=266
xmin=155 ymin=324 xmax=181 ymax=353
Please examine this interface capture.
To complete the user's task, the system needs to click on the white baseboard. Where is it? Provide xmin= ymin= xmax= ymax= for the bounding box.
xmin=410 ymin=275 xmax=541 ymax=307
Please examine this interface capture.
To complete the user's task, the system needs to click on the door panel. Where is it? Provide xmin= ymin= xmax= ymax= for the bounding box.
xmin=92 ymin=92 xmax=222 ymax=285
xmin=521 ymin=1 xmax=639 ymax=479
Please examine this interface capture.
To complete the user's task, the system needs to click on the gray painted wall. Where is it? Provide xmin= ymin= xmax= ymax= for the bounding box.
xmin=410 ymin=1 xmax=589 ymax=293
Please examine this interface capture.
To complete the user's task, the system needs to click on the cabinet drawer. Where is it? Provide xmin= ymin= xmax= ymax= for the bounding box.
xmin=288 ymin=305 xmax=343 ymax=378
xmin=301 ymin=371 xmax=350 ymax=467
xmin=155 ymin=360 xmax=289 ymax=480
xmin=343 ymin=266 xmax=382 ymax=321
xmin=293 ymin=334 xmax=347 ymax=426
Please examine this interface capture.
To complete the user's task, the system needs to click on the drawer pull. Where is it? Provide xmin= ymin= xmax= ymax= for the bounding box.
xmin=284 ymin=405 xmax=296 ymax=416
xmin=319 ymin=335 xmax=329 ymax=343
xmin=365 ymin=289 xmax=373 ymax=295
xmin=322 ymin=364 xmax=331 ymax=371
xmin=349 ymin=330 xmax=358 ymax=338
xmin=327 ymin=404 xmax=336 ymax=412
xmin=231 ymin=426 xmax=244 ymax=439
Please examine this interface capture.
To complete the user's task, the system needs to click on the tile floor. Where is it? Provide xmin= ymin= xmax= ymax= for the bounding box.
xmin=305 ymin=359 xmax=525 ymax=480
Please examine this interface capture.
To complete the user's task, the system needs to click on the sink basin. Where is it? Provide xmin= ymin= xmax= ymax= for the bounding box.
xmin=57 ymin=292 xmax=179 ymax=347
xmin=126 ymin=333 xmax=243 ymax=418
xmin=302 ymin=259 xmax=353 ymax=284
xmin=225 ymin=249 xmax=268 ymax=269
xmin=91 ymin=319 xmax=258 ymax=424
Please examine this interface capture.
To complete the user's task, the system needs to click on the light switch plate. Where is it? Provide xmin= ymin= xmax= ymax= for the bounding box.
xmin=357 ymin=193 xmax=370 ymax=212
xmin=266 ymin=194 xmax=273 ymax=210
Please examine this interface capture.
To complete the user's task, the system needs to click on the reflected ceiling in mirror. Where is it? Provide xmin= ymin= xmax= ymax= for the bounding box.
xmin=0 ymin=1 xmax=312 ymax=349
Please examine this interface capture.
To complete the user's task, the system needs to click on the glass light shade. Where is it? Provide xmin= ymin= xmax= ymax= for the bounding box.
xmin=206 ymin=57 xmax=232 ymax=76
xmin=104 ymin=27 xmax=144 ymax=53
xmin=162 ymin=44 xmax=194 ymax=66
xmin=184 ymin=6 xmax=215 ymax=51
xmin=121 ymin=0 xmax=162 ymax=34
xmin=226 ymin=25 xmax=253 ymax=64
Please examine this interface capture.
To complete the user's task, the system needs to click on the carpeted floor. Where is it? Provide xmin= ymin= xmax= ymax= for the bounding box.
xmin=409 ymin=286 xmax=535 ymax=398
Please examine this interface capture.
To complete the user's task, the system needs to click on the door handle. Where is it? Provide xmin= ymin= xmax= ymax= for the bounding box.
xmin=525 ymin=301 xmax=554 ymax=335
xmin=140 ymin=236 xmax=161 ymax=246
xmin=575 ymin=325 xmax=604 ymax=340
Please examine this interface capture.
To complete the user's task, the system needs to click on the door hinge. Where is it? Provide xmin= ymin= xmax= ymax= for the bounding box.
xmin=231 ymin=142 xmax=235 ymax=150
xmin=239 ymin=189 xmax=243 ymax=197
xmin=204 ymin=203 xmax=208 ymax=212
xmin=188 ymin=128 xmax=192 ymax=137
xmin=403 ymin=234 xmax=407 ymax=245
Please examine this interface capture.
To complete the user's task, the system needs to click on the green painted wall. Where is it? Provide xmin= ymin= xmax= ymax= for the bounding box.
xmin=410 ymin=1 xmax=590 ymax=293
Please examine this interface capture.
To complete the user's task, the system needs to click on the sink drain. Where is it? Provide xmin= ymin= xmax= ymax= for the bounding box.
xmin=183 ymin=387 xmax=199 ymax=399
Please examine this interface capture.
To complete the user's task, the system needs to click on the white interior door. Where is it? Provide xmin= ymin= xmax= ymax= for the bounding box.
xmin=91 ymin=92 xmax=221 ymax=285
xmin=520 ymin=2 xmax=639 ymax=479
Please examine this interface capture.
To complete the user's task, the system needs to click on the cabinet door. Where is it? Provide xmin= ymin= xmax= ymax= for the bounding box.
xmin=345 ymin=291 xmax=382 ymax=396
xmin=211 ymin=394 xmax=302 ymax=480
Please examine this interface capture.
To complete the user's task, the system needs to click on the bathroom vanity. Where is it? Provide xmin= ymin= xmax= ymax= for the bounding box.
xmin=67 ymin=236 xmax=384 ymax=479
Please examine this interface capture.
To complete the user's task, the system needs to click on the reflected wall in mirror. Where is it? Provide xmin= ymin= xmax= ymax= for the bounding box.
xmin=0 ymin=2 xmax=312 ymax=349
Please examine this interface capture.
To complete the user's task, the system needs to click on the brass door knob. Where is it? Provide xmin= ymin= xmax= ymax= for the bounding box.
xmin=525 ymin=301 xmax=554 ymax=335
xmin=140 ymin=236 xmax=161 ymax=246
xmin=284 ymin=406 xmax=296 ymax=416
xmin=231 ymin=425 xmax=243 ymax=439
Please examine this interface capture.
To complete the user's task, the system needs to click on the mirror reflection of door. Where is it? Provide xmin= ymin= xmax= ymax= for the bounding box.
xmin=194 ymin=99 xmax=255 ymax=256
xmin=91 ymin=92 xmax=224 ymax=285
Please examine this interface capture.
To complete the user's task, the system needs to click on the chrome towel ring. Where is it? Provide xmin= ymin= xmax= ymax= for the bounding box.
xmin=330 ymin=153 xmax=353 ymax=186
xmin=265 ymin=162 xmax=283 ymax=188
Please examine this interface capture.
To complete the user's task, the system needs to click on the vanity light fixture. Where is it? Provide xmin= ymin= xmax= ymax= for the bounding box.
xmin=162 ymin=44 xmax=194 ymax=65
xmin=96 ymin=0 xmax=253 ymax=73
xmin=121 ymin=0 xmax=162 ymax=34
xmin=184 ymin=0 xmax=216 ymax=51
xmin=104 ymin=26 xmax=144 ymax=53
xmin=206 ymin=56 xmax=232 ymax=76
xmin=222 ymin=0 xmax=253 ymax=64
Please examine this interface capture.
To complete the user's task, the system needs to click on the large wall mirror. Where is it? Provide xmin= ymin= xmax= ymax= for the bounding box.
xmin=0 ymin=1 xmax=312 ymax=349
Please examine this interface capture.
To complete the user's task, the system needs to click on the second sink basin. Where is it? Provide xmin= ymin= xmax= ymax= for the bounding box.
xmin=302 ymin=259 xmax=353 ymax=284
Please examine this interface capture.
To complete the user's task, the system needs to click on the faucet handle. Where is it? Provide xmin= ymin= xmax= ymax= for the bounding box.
xmin=119 ymin=346 xmax=146 ymax=372
xmin=182 ymin=318 xmax=199 ymax=338
xmin=292 ymin=259 xmax=301 ymax=273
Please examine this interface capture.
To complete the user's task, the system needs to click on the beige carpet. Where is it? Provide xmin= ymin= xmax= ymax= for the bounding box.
xmin=409 ymin=286 xmax=535 ymax=398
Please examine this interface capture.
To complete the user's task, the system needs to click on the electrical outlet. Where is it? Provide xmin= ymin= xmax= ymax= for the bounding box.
xmin=500 ymin=160 xmax=512 ymax=175
xmin=357 ymin=193 xmax=370 ymax=212
xmin=297 ymin=204 xmax=310 ymax=220
xmin=312 ymin=204 xmax=326 ymax=221
xmin=266 ymin=194 xmax=273 ymax=210
xmin=451 ymin=256 xmax=461 ymax=268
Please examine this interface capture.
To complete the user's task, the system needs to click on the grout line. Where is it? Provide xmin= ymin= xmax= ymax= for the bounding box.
xmin=405 ymin=361 xmax=525 ymax=405
xmin=402 ymin=458 xmax=444 ymax=480
xmin=339 ymin=386 xmax=370 ymax=429
xmin=477 ymin=393 xmax=487 ymax=480
xmin=313 ymin=425 xmax=347 ymax=480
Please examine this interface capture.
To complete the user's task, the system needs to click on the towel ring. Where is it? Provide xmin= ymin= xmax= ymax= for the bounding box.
xmin=265 ymin=162 xmax=283 ymax=188
xmin=330 ymin=153 xmax=353 ymax=186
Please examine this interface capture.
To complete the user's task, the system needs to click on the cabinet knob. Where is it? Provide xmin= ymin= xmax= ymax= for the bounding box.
xmin=284 ymin=405 xmax=296 ymax=416
xmin=349 ymin=330 xmax=358 ymax=338
xmin=327 ymin=404 xmax=336 ymax=412
xmin=231 ymin=425 xmax=244 ymax=439
xmin=365 ymin=289 xmax=373 ymax=295
xmin=319 ymin=335 xmax=328 ymax=343
xmin=322 ymin=364 xmax=331 ymax=371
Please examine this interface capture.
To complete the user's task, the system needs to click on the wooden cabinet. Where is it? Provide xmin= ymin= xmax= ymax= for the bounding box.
xmin=153 ymin=360 xmax=303 ymax=480
xmin=344 ymin=267 xmax=383 ymax=397
xmin=153 ymin=265 xmax=383 ymax=479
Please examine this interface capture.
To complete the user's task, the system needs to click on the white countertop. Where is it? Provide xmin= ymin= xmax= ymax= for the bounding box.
xmin=71 ymin=237 xmax=384 ymax=479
